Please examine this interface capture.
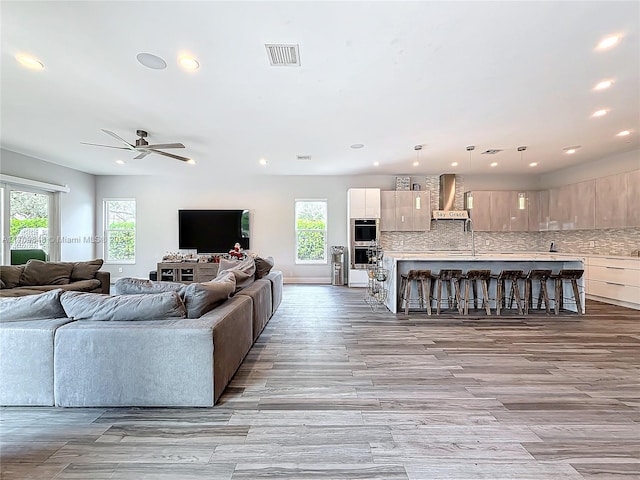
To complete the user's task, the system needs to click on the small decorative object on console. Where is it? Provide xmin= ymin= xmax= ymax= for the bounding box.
xmin=229 ymin=242 xmax=246 ymax=260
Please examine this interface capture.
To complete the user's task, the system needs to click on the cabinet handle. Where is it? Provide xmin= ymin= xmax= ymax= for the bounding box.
xmin=605 ymin=282 xmax=625 ymax=286
xmin=605 ymin=266 xmax=624 ymax=270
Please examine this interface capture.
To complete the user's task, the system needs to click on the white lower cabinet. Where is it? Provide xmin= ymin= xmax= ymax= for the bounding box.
xmin=586 ymin=256 xmax=640 ymax=310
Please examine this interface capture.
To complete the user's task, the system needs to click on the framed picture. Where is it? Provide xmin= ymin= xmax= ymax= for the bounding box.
xmin=396 ymin=176 xmax=410 ymax=190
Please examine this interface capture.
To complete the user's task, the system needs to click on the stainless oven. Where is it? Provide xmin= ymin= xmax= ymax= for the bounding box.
xmin=350 ymin=219 xmax=379 ymax=268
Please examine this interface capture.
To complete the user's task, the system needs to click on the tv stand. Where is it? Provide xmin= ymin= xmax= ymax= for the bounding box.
xmin=157 ymin=262 xmax=219 ymax=284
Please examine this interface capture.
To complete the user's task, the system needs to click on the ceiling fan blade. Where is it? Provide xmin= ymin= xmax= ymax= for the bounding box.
xmin=133 ymin=151 xmax=151 ymax=160
xmin=144 ymin=143 xmax=185 ymax=149
xmin=80 ymin=142 xmax=131 ymax=150
xmin=149 ymin=149 xmax=192 ymax=162
xmin=101 ymin=129 xmax=135 ymax=149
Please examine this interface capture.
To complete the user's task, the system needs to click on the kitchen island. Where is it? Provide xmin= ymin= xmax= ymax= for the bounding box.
xmin=382 ymin=252 xmax=586 ymax=314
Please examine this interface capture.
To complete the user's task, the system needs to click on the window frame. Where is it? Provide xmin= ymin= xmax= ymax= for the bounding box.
xmin=294 ymin=199 xmax=328 ymax=265
xmin=103 ymin=198 xmax=136 ymax=264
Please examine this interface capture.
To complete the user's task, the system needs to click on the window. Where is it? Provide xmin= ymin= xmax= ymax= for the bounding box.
xmin=104 ymin=199 xmax=136 ymax=263
xmin=295 ymin=200 xmax=327 ymax=263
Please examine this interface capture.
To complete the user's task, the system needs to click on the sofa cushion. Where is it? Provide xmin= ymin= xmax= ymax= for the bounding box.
xmin=254 ymin=256 xmax=274 ymax=279
xmin=218 ymin=257 xmax=256 ymax=292
xmin=20 ymin=260 xmax=73 ymax=286
xmin=0 ymin=288 xmax=66 ymax=322
xmin=60 ymin=291 xmax=186 ymax=321
xmin=71 ymin=259 xmax=104 ymax=281
xmin=114 ymin=277 xmax=187 ymax=297
xmin=21 ymin=279 xmax=101 ymax=293
xmin=183 ymin=271 xmax=236 ymax=319
xmin=0 ymin=265 xmax=25 ymax=289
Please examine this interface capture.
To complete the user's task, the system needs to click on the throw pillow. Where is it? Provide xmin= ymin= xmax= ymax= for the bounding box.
xmin=60 ymin=291 xmax=186 ymax=321
xmin=0 ymin=265 xmax=25 ymax=289
xmin=254 ymin=256 xmax=274 ymax=279
xmin=113 ymin=277 xmax=187 ymax=297
xmin=20 ymin=259 xmax=73 ymax=286
xmin=183 ymin=271 xmax=236 ymax=318
xmin=71 ymin=259 xmax=104 ymax=281
xmin=0 ymin=289 xmax=66 ymax=322
xmin=0 ymin=279 xmax=5 ymax=289
xmin=218 ymin=256 xmax=256 ymax=292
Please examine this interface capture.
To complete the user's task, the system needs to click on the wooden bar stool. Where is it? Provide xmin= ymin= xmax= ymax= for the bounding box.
xmin=491 ymin=270 xmax=524 ymax=315
xmin=550 ymin=269 xmax=584 ymax=315
xmin=460 ymin=270 xmax=492 ymax=315
xmin=433 ymin=269 xmax=463 ymax=314
xmin=399 ymin=269 xmax=433 ymax=315
xmin=524 ymin=269 xmax=552 ymax=314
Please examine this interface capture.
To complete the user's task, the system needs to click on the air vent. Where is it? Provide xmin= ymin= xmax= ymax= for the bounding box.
xmin=296 ymin=155 xmax=312 ymax=161
xmin=481 ymin=149 xmax=503 ymax=155
xmin=265 ymin=44 xmax=300 ymax=66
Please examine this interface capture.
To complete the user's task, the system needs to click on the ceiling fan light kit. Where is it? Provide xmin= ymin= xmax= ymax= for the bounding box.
xmin=81 ymin=129 xmax=192 ymax=163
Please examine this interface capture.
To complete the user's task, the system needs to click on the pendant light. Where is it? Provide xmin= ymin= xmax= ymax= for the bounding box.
xmin=414 ymin=145 xmax=422 ymax=209
xmin=517 ymin=146 xmax=527 ymax=209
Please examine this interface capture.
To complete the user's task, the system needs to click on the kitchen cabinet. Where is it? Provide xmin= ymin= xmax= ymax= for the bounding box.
xmin=465 ymin=191 xmax=491 ymax=231
xmin=466 ymin=190 xmax=529 ymax=231
xmin=538 ymin=189 xmax=550 ymax=231
xmin=528 ymin=190 xmax=540 ymax=232
xmin=586 ymin=256 xmax=640 ymax=309
xmin=348 ymin=188 xmax=380 ymax=219
xmin=596 ymin=172 xmax=627 ymax=229
xmin=549 ymin=180 xmax=595 ymax=230
xmin=380 ymin=190 xmax=430 ymax=232
xmin=626 ymin=170 xmax=640 ymax=227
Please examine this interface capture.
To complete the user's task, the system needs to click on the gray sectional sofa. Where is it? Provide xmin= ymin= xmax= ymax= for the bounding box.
xmin=0 ymin=257 xmax=283 ymax=407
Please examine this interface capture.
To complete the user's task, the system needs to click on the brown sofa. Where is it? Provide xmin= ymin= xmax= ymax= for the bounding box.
xmin=0 ymin=259 xmax=110 ymax=297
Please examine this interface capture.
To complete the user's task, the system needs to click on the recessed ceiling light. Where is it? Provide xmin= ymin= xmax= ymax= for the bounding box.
xmin=412 ymin=161 xmax=419 ymax=167
xmin=451 ymin=162 xmax=459 ymax=167
xmin=596 ymin=35 xmax=620 ymax=50
xmin=136 ymin=52 xmax=167 ymax=70
xmin=15 ymin=53 xmax=44 ymax=70
xmin=490 ymin=162 xmax=498 ymax=167
xmin=350 ymin=143 xmax=364 ymax=149
xmin=259 ymin=158 xmax=268 ymax=166
xmin=373 ymin=161 xmax=380 ymax=167
xmin=563 ymin=145 xmax=581 ymax=154
xmin=178 ymin=55 xmax=199 ymax=71
xmin=529 ymin=162 xmax=538 ymax=167
xmin=616 ymin=130 xmax=631 ymax=137
xmin=115 ymin=160 xmax=125 ymax=165
xmin=186 ymin=158 xmax=196 ymax=165
xmin=594 ymin=79 xmax=613 ymax=91
xmin=591 ymin=109 xmax=608 ymax=118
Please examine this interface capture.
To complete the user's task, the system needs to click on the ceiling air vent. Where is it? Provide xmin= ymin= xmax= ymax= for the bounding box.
xmin=265 ymin=44 xmax=300 ymax=66
xmin=296 ymin=155 xmax=312 ymax=161
xmin=481 ymin=149 xmax=503 ymax=155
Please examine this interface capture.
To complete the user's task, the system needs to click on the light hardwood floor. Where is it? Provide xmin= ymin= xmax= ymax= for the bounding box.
xmin=1 ymin=285 xmax=639 ymax=479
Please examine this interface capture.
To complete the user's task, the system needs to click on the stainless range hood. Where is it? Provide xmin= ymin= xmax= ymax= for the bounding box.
xmin=432 ymin=174 xmax=469 ymax=220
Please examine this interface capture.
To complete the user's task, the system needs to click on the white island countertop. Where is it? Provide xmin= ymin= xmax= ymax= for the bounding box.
xmin=381 ymin=252 xmax=585 ymax=314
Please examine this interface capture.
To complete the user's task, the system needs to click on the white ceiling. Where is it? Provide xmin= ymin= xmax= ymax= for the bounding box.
xmin=1 ymin=1 xmax=638 ymax=177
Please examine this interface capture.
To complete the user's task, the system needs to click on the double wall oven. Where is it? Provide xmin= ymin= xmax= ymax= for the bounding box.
xmin=350 ymin=218 xmax=379 ymax=268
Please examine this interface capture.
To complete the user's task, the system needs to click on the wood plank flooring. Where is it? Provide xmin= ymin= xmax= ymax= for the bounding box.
xmin=1 ymin=285 xmax=639 ymax=479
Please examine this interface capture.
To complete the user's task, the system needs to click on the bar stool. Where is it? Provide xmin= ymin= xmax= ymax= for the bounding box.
xmin=433 ymin=269 xmax=463 ymax=314
xmin=491 ymin=270 xmax=524 ymax=315
xmin=523 ymin=269 xmax=552 ymax=314
xmin=550 ymin=269 xmax=584 ymax=315
xmin=460 ymin=270 xmax=492 ymax=315
xmin=399 ymin=269 xmax=433 ymax=315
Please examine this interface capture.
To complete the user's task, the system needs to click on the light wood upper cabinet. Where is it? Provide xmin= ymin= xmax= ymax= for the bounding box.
xmin=627 ymin=170 xmax=640 ymax=227
xmin=527 ymin=191 xmax=540 ymax=232
xmin=348 ymin=188 xmax=380 ymax=219
xmin=596 ymin=172 xmax=627 ymax=229
xmin=569 ymin=180 xmax=595 ymax=230
xmin=467 ymin=191 xmax=528 ymax=231
xmin=509 ymin=191 xmax=529 ymax=232
xmin=538 ymin=189 xmax=549 ymax=231
xmin=380 ymin=191 xmax=430 ymax=232
xmin=490 ymin=191 xmax=511 ymax=231
xmin=466 ymin=191 xmax=491 ymax=231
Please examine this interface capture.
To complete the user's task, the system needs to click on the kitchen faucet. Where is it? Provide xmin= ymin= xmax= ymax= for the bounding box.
xmin=464 ymin=218 xmax=476 ymax=256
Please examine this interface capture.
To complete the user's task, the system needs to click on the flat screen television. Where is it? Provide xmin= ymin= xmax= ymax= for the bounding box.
xmin=178 ymin=209 xmax=250 ymax=253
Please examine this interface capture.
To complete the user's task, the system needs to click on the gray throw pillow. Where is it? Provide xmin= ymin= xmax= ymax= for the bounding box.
xmin=20 ymin=259 xmax=73 ymax=286
xmin=183 ymin=271 xmax=236 ymax=318
xmin=114 ymin=277 xmax=187 ymax=297
xmin=254 ymin=256 xmax=274 ymax=279
xmin=0 ymin=289 xmax=66 ymax=322
xmin=218 ymin=257 xmax=256 ymax=292
xmin=60 ymin=291 xmax=186 ymax=321
xmin=0 ymin=265 xmax=25 ymax=289
xmin=71 ymin=259 xmax=104 ymax=281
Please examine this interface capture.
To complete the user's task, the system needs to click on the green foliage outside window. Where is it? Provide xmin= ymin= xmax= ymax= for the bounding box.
xmin=10 ymin=218 xmax=48 ymax=244
xmin=296 ymin=201 xmax=327 ymax=262
xmin=107 ymin=221 xmax=135 ymax=261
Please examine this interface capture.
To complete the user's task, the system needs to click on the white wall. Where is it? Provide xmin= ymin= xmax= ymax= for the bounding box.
xmin=1 ymin=149 xmax=96 ymax=261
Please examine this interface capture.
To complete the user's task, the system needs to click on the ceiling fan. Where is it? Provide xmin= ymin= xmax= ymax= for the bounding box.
xmin=81 ymin=129 xmax=192 ymax=162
